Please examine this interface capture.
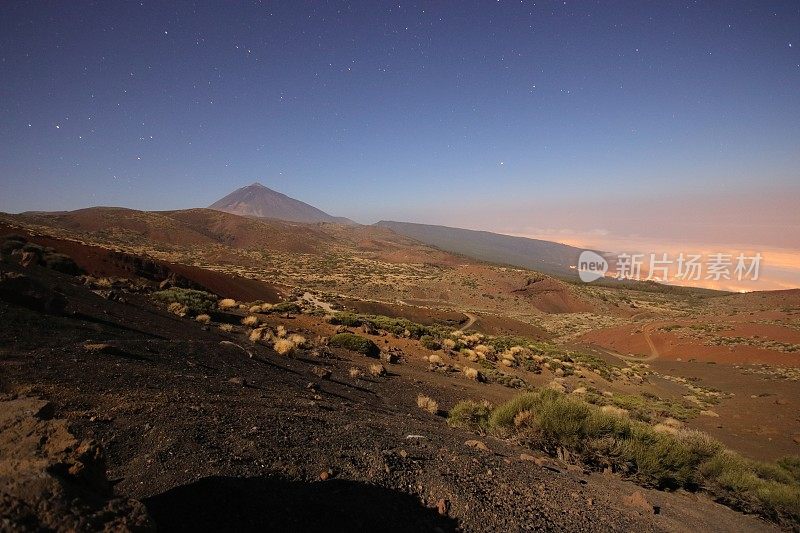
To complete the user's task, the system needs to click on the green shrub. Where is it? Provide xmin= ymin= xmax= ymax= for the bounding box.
xmin=466 ymin=388 xmax=800 ymax=525
xmin=488 ymin=389 xmax=559 ymax=435
xmin=777 ymin=456 xmax=800 ymax=483
xmin=420 ymin=335 xmax=441 ymax=350
xmin=268 ymin=301 xmax=301 ymax=314
xmin=447 ymin=400 xmax=491 ymax=433
xmin=329 ymin=312 xmax=447 ymax=339
xmin=329 ymin=333 xmax=380 ymax=357
xmin=152 ymin=288 xmax=217 ymax=315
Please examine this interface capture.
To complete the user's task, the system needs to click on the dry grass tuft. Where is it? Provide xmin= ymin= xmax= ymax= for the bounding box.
xmin=369 ymin=363 xmax=386 ymax=376
xmin=218 ymin=298 xmax=237 ymax=310
xmin=168 ymin=302 xmax=188 ymax=316
xmin=195 ymin=314 xmax=211 ymax=324
xmin=273 ymin=338 xmax=296 ymax=356
xmin=219 ymin=323 xmax=234 ymax=332
xmin=241 ymin=315 xmax=260 ymax=327
xmin=463 ymin=367 xmax=483 ymax=381
xmin=428 ymin=354 xmax=443 ymax=365
xmin=249 ymin=328 xmax=265 ymax=343
xmin=417 ymin=394 xmax=439 ymax=414
xmin=349 ymin=367 xmax=363 ymax=379
xmin=287 ymin=334 xmax=307 ymax=348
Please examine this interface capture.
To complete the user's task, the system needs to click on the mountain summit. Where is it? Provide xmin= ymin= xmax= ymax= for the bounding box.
xmin=209 ymin=182 xmax=353 ymax=224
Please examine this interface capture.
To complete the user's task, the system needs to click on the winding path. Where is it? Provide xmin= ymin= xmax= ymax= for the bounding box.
xmin=599 ymin=322 xmax=661 ymax=363
xmin=457 ymin=312 xmax=478 ymax=332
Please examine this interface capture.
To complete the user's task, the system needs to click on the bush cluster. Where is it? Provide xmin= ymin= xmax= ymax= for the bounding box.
xmin=448 ymin=389 xmax=800 ymax=524
xmin=329 ymin=333 xmax=380 ymax=357
xmin=152 ymin=287 xmax=217 ymax=315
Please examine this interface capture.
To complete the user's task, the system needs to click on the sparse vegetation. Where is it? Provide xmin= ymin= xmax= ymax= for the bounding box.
xmin=195 ymin=314 xmax=211 ymax=324
xmin=328 ymin=312 xmax=448 ymax=339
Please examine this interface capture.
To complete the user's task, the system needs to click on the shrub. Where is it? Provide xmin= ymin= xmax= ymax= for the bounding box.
xmin=241 ymin=315 xmax=260 ymax=327
xmin=488 ymin=390 xmax=559 ymax=434
xmin=273 ymin=339 xmax=296 ymax=356
xmin=43 ymin=252 xmax=82 ymax=275
xmin=195 ymin=314 xmax=211 ymax=324
xmin=249 ymin=327 xmax=265 ymax=342
xmin=219 ymin=323 xmax=234 ymax=332
xmin=167 ymin=302 xmax=188 ymax=316
xmin=218 ymin=298 xmax=237 ymax=309
xmin=152 ymin=288 xmax=217 ymax=315
xmin=428 ymin=354 xmax=443 ymax=365
xmin=417 ymin=394 xmax=439 ymax=414
xmin=369 ymin=363 xmax=386 ymax=376
xmin=462 ymin=367 xmax=483 ymax=382
xmin=349 ymin=367 xmax=363 ymax=379
xmin=288 ymin=334 xmax=307 ymax=348
xmin=0 ymin=235 xmax=27 ymax=256
xmin=447 ymin=400 xmax=491 ymax=433
xmin=420 ymin=335 xmax=441 ymax=350
xmin=268 ymin=301 xmax=301 ymax=314
xmin=329 ymin=333 xmax=380 ymax=357
xmin=328 ymin=312 xmax=447 ymax=339
xmin=777 ymin=456 xmax=800 ymax=483
xmin=474 ymin=388 xmax=800 ymax=524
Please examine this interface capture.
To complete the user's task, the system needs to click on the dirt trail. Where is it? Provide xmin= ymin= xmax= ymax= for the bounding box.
xmin=642 ymin=323 xmax=660 ymax=358
xmin=301 ymin=292 xmax=334 ymax=313
xmin=457 ymin=312 xmax=478 ymax=332
xmin=600 ymin=322 xmax=661 ymax=363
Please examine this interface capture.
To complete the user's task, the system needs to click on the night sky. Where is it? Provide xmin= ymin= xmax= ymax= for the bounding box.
xmin=1 ymin=1 xmax=798 ymax=260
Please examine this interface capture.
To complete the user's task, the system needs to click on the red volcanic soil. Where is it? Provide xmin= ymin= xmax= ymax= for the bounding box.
xmin=511 ymin=277 xmax=596 ymax=314
xmin=716 ymin=322 xmax=800 ymax=344
xmin=164 ymin=263 xmax=284 ymax=303
xmin=709 ymin=289 xmax=800 ymax=310
xmin=0 ymin=223 xmax=283 ymax=303
xmin=581 ymin=321 xmax=800 ymax=367
xmin=466 ymin=314 xmax=550 ymax=339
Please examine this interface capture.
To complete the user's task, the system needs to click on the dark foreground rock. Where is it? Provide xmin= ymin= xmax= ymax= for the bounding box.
xmin=0 ymin=396 xmax=152 ymax=531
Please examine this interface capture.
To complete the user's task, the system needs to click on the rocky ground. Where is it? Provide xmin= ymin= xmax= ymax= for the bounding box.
xmin=0 ymin=256 xmax=783 ymax=531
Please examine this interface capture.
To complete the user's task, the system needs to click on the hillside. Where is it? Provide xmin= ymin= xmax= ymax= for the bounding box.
xmin=375 ymin=221 xmax=589 ymax=278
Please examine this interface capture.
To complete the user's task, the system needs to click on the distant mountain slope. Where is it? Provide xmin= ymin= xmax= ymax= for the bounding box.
xmin=375 ymin=220 xmax=588 ymax=277
xmin=209 ymin=182 xmax=355 ymax=225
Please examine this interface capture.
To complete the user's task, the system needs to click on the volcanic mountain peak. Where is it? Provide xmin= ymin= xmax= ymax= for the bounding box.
xmin=209 ymin=182 xmax=354 ymax=225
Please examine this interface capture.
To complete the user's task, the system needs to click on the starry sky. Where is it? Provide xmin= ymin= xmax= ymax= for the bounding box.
xmin=1 ymin=1 xmax=799 ymax=287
